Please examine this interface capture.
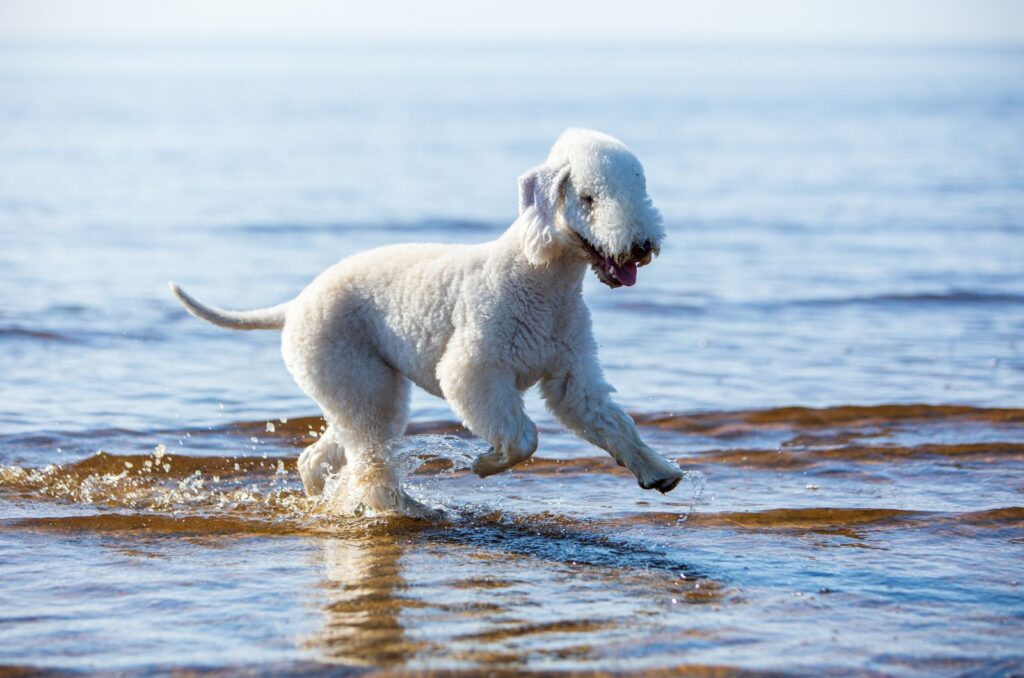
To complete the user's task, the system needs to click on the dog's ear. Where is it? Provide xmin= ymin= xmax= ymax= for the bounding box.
xmin=518 ymin=162 xmax=570 ymax=265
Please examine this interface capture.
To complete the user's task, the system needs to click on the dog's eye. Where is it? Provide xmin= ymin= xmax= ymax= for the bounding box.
xmin=580 ymin=194 xmax=594 ymax=207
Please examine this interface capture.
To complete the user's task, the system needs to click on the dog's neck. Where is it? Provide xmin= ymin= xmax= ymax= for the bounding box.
xmin=499 ymin=218 xmax=588 ymax=291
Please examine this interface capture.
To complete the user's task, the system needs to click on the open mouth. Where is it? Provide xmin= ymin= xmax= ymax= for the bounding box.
xmin=573 ymin=233 xmax=655 ymax=289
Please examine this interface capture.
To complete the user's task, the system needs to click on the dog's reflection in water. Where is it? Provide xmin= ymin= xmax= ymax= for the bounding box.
xmin=309 ymin=534 xmax=421 ymax=666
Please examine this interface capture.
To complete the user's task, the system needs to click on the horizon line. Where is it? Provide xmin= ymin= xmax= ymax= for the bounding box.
xmin=2 ymin=36 xmax=1024 ymax=50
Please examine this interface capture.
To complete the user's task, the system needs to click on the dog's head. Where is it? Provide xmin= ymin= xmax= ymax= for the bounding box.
xmin=518 ymin=128 xmax=664 ymax=288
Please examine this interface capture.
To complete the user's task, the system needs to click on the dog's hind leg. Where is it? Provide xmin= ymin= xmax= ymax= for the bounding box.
xmin=306 ymin=354 xmax=438 ymax=517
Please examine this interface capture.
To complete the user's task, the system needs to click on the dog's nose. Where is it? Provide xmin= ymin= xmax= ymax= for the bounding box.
xmin=630 ymin=240 xmax=653 ymax=258
xmin=631 ymin=240 xmax=655 ymax=266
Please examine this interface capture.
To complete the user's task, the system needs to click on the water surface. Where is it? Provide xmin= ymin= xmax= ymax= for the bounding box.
xmin=1 ymin=42 xmax=1022 ymax=674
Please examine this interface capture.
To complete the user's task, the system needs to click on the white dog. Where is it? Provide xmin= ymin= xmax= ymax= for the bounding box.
xmin=171 ymin=128 xmax=684 ymax=515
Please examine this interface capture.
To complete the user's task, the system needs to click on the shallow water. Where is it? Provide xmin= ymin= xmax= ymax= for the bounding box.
xmin=1 ymin=43 xmax=1023 ymax=674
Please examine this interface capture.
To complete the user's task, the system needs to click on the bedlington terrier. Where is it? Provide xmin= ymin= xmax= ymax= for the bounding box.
xmin=171 ymin=128 xmax=684 ymax=515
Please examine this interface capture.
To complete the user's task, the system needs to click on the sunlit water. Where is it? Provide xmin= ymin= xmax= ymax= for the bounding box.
xmin=1 ymin=43 xmax=1023 ymax=674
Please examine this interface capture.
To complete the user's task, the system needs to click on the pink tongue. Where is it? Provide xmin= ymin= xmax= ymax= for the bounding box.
xmin=605 ymin=258 xmax=637 ymax=287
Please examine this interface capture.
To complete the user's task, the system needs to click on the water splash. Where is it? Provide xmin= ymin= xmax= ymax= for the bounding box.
xmin=680 ymin=469 xmax=708 ymax=516
xmin=0 ymin=444 xmax=315 ymax=520
xmin=315 ymin=434 xmax=486 ymax=519
xmin=1 ymin=428 xmax=702 ymax=527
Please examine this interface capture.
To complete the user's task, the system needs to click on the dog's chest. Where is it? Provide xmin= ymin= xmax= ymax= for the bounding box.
xmin=489 ymin=286 xmax=570 ymax=376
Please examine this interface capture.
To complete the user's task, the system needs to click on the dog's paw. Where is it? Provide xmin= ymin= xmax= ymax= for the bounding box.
xmin=298 ymin=457 xmax=328 ymax=496
xmin=638 ymin=470 xmax=683 ymax=494
xmin=471 ymin=448 xmax=508 ymax=478
xmin=473 ymin=428 xmax=538 ymax=478
xmin=399 ymin=495 xmax=447 ymax=521
xmin=635 ymin=452 xmax=684 ymax=494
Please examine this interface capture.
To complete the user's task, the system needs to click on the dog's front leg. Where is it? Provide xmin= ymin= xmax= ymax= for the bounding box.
xmin=439 ymin=361 xmax=538 ymax=477
xmin=541 ymin=357 xmax=683 ymax=493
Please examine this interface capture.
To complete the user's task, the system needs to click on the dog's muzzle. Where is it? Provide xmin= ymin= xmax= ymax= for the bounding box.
xmin=576 ymin=236 xmax=657 ymax=288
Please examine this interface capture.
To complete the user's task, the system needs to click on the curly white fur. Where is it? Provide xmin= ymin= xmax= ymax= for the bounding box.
xmin=171 ymin=128 xmax=683 ymax=515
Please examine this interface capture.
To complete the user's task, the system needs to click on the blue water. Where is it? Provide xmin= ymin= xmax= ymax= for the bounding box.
xmin=1 ymin=42 xmax=1022 ymax=674
xmin=2 ymin=43 xmax=1022 ymax=434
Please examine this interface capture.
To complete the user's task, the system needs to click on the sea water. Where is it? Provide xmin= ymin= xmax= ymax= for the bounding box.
xmin=1 ymin=42 xmax=1022 ymax=674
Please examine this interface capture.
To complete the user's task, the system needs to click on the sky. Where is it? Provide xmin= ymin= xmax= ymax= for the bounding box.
xmin=1 ymin=0 xmax=1023 ymax=44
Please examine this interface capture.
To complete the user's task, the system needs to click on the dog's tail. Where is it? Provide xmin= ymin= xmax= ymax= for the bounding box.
xmin=169 ymin=282 xmax=288 ymax=330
